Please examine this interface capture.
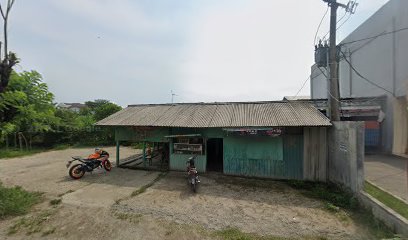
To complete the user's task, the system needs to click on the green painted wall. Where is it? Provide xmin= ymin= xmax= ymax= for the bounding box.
xmin=169 ymin=154 xmax=206 ymax=172
xmin=169 ymin=140 xmax=207 ymax=172
xmin=170 ymin=128 xmax=225 ymax=138
xmin=283 ymin=135 xmax=303 ymax=179
xmin=115 ymin=127 xmax=169 ymax=142
xmin=223 ymin=136 xmax=284 ymax=178
xmin=114 ymin=126 xmax=304 ymax=179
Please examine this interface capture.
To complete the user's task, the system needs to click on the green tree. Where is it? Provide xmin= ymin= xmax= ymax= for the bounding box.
xmin=0 ymin=71 xmax=57 ymax=148
xmin=84 ymin=99 xmax=121 ymax=121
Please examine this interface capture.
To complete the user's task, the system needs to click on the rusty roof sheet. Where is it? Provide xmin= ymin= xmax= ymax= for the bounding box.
xmin=96 ymin=101 xmax=331 ymax=127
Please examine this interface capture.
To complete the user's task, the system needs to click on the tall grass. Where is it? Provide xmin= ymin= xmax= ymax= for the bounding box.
xmin=0 ymin=148 xmax=45 ymax=159
xmin=0 ymin=183 xmax=42 ymax=219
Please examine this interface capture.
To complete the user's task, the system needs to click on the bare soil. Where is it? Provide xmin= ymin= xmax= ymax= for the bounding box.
xmin=0 ymin=148 xmax=377 ymax=239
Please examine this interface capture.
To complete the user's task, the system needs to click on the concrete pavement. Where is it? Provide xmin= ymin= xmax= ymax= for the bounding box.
xmin=365 ymin=154 xmax=408 ymax=202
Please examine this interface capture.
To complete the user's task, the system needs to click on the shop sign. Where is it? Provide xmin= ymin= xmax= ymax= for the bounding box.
xmin=224 ymin=128 xmax=283 ymax=137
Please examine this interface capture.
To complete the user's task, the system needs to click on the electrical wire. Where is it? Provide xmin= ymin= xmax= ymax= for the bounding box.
xmin=316 ymin=66 xmax=328 ymax=79
xmin=340 ymin=50 xmax=395 ymax=96
xmin=341 ymin=26 xmax=408 ymax=45
xmin=314 ymin=6 xmax=330 ymax=46
xmin=314 ymin=58 xmax=386 ymax=106
xmin=336 ymin=12 xmax=352 ymax=32
xmin=322 ymin=11 xmax=350 ymax=40
xmin=294 ymin=76 xmax=311 ymax=98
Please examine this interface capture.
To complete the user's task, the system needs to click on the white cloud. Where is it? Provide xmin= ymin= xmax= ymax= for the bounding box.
xmin=178 ymin=0 xmax=325 ymax=102
xmin=6 ymin=0 xmax=390 ymax=105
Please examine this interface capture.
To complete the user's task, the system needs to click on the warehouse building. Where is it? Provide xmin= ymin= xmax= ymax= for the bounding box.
xmin=310 ymin=0 xmax=408 ymax=154
xmin=97 ymin=101 xmax=331 ymax=181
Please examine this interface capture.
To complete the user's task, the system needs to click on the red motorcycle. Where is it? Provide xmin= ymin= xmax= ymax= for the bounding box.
xmin=66 ymin=156 xmax=112 ymax=179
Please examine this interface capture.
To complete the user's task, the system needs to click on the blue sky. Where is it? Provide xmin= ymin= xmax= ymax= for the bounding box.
xmin=8 ymin=0 xmax=389 ymax=106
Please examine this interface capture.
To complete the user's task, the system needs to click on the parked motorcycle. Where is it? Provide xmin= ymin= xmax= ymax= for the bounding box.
xmin=66 ymin=156 xmax=112 ymax=179
xmin=186 ymin=156 xmax=200 ymax=193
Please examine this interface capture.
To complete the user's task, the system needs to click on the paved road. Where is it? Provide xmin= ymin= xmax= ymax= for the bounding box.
xmin=365 ymin=154 xmax=408 ymax=202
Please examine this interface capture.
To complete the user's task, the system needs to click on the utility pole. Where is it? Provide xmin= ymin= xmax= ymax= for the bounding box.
xmin=322 ymin=0 xmax=357 ymax=121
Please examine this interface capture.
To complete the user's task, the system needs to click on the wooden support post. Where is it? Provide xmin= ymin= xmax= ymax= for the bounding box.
xmin=116 ymin=141 xmax=120 ymax=167
xmin=143 ymin=141 xmax=146 ymax=167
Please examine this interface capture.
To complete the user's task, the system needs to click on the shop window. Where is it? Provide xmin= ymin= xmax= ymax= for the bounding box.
xmin=173 ymin=137 xmax=205 ymax=155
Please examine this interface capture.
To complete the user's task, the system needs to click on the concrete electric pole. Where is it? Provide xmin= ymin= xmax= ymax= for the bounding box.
xmin=322 ymin=0 xmax=357 ymax=121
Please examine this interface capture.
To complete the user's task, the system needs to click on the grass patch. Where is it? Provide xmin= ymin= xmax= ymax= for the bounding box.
xmin=287 ymin=180 xmax=358 ymax=209
xmin=0 ymin=183 xmax=42 ymax=219
xmin=7 ymin=210 xmax=55 ymax=235
xmin=0 ymin=148 xmax=46 ymax=159
xmin=364 ymin=181 xmax=408 ymax=219
xmin=131 ymin=172 xmax=168 ymax=197
xmin=287 ymin=180 xmax=395 ymax=239
xmin=113 ymin=211 xmax=143 ymax=223
xmin=215 ymin=228 xmax=284 ymax=240
xmin=52 ymin=144 xmax=71 ymax=150
xmin=42 ymin=227 xmax=56 ymax=236
xmin=49 ymin=198 xmax=62 ymax=206
xmin=214 ymin=228 xmax=327 ymax=240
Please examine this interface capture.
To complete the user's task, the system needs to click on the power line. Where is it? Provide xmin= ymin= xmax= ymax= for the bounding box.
xmin=339 ymin=50 xmax=394 ymax=96
xmin=322 ymin=0 xmax=359 ymax=41
xmin=315 ymin=64 xmax=385 ymax=105
xmin=316 ymin=66 xmax=328 ymax=78
xmin=336 ymin=12 xmax=352 ymax=32
xmin=294 ymin=76 xmax=311 ymax=98
xmin=322 ymin=11 xmax=350 ymax=40
xmin=340 ymin=26 xmax=408 ymax=45
xmin=314 ymin=6 xmax=330 ymax=46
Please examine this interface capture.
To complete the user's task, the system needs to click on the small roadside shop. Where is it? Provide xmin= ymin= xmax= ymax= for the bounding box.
xmin=97 ymin=101 xmax=331 ymax=181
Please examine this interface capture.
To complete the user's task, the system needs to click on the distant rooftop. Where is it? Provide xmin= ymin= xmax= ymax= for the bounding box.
xmin=283 ymin=96 xmax=311 ymax=101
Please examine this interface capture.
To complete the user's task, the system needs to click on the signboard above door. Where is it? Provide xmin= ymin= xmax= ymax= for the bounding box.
xmin=223 ymin=128 xmax=284 ymax=137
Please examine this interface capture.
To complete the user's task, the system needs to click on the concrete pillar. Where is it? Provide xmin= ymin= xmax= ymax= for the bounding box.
xmin=393 ymin=98 xmax=408 ymax=154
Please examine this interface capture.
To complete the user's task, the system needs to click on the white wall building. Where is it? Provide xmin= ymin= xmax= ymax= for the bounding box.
xmin=310 ymin=0 xmax=408 ymax=154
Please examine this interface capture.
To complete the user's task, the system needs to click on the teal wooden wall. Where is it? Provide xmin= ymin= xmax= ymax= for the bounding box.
xmin=169 ymin=154 xmax=206 ymax=172
xmin=223 ymin=135 xmax=304 ymax=179
xmin=115 ymin=127 xmax=170 ymax=142
xmin=283 ymin=135 xmax=304 ymax=179
xmin=168 ymin=138 xmax=207 ymax=172
xmin=114 ymin=126 xmax=305 ymax=179
xmin=223 ymin=136 xmax=284 ymax=178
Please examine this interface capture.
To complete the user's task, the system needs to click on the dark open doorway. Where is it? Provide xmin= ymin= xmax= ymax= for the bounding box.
xmin=207 ymin=138 xmax=223 ymax=172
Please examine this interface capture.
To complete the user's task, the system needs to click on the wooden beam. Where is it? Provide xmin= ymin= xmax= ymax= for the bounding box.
xmin=116 ymin=141 xmax=120 ymax=167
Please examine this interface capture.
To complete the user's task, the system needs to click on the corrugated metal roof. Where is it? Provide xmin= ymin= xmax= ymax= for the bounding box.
xmin=96 ymin=101 xmax=331 ymax=127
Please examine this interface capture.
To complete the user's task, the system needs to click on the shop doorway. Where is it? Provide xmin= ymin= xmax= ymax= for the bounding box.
xmin=207 ymin=138 xmax=223 ymax=172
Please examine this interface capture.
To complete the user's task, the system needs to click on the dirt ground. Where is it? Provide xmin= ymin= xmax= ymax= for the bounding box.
xmin=0 ymin=148 xmax=377 ymax=239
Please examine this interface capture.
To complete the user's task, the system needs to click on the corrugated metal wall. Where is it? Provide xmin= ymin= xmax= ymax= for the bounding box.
xmin=223 ymin=136 xmax=284 ymax=178
xmin=115 ymin=127 xmax=169 ymax=142
xmin=283 ymin=135 xmax=304 ymax=179
xmin=365 ymin=121 xmax=380 ymax=147
xmin=169 ymin=154 xmax=206 ymax=172
xmin=303 ymin=127 xmax=327 ymax=182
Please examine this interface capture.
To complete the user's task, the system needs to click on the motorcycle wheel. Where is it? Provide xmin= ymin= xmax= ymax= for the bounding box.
xmin=103 ymin=160 xmax=112 ymax=171
xmin=191 ymin=183 xmax=196 ymax=193
xmin=69 ymin=164 xmax=85 ymax=179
